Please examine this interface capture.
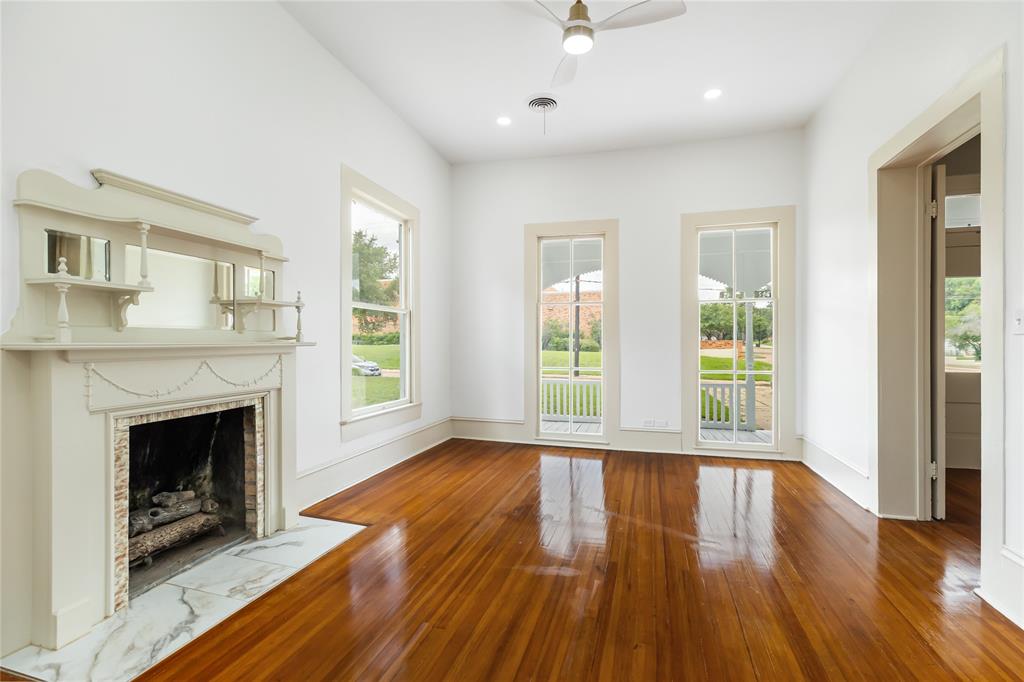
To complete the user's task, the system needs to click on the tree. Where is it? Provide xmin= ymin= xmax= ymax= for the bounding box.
xmin=542 ymin=317 xmax=569 ymax=350
xmin=751 ymin=306 xmax=773 ymax=345
xmin=352 ymin=230 xmax=399 ymax=334
xmin=945 ymin=277 xmax=981 ymax=360
xmin=700 ymin=303 xmax=733 ymax=340
xmin=947 ymin=301 xmax=981 ymax=360
xmin=589 ymin=318 xmax=602 ymax=349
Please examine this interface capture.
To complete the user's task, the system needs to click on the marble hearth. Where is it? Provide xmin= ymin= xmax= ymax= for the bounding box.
xmin=2 ymin=517 xmax=365 ymax=682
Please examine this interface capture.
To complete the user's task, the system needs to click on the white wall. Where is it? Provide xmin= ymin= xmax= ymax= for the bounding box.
xmin=451 ymin=130 xmax=803 ymax=429
xmin=801 ymin=1 xmax=1022 ymax=624
xmin=1 ymin=1 xmax=452 ymax=498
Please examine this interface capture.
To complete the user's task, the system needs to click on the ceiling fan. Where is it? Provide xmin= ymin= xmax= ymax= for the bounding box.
xmin=522 ymin=0 xmax=688 ymax=87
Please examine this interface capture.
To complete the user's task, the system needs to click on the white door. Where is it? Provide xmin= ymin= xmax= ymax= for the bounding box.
xmin=930 ymin=164 xmax=947 ymax=519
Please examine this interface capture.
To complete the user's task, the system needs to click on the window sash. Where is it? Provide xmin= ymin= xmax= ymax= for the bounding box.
xmin=345 ymin=185 xmax=415 ymax=421
xmin=696 ymin=225 xmax=776 ymax=446
xmin=538 ymin=235 xmax=604 ymax=436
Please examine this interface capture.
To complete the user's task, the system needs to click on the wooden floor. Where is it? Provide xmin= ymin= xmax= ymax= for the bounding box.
xmin=946 ymin=467 xmax=982 ymax=545
xmin=138 ymin=439 xmax=1024 ymax=681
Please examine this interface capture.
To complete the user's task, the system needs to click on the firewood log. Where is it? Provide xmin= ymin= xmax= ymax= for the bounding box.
xmin=152 ymin=490 xmax=196 ymax=507
xmin=128 ymin=499 xmax=203 ymax=537
xmin=128 ymin=512 xmax=220 ymax=562
xmin=128 ymin=511 xmax=152 ymax=537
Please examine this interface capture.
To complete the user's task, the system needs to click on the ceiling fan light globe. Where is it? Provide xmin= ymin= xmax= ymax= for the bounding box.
xmin=562 ymin=26 xmax=594 ymax=55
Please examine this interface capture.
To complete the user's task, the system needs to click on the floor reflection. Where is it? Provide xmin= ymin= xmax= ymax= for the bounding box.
xmin=696 ymin=464 xmax=776 ymax=568
xmin=538 ymin=453 xmax=607 ymax=559
xmin=349 ymin=523 xmax=407 ymax=610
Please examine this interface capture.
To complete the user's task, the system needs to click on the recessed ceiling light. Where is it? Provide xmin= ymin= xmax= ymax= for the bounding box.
xmin=496 ymin=116 xmax=512 ymax=127
xmin=704 ymin=88 xmax=723 ymax=101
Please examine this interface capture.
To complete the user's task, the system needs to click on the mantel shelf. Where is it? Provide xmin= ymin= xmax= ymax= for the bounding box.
xmin=1 ymin=340 xmax=316 ymax=352
xmin=25 ymin=276 xmax=154 ymax=295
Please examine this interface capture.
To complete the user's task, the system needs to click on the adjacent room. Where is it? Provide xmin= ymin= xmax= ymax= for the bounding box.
xmin=1 ymin=1 xmax=1022 ymax=679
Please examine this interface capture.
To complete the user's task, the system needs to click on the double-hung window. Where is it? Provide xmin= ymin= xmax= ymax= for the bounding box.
xmin=341 ymin=167 xmax=418 ymax=428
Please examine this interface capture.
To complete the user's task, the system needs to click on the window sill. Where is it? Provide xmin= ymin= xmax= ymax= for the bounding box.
xmin=341 ymin=401 xmax=422 ymax=441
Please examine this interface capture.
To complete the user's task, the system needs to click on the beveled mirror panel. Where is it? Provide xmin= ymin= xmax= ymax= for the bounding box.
xmin=125 ymin=246 xmax=234 ymax=329
xmin=46 ymin=229 xmax=110 ymax=281
xmin=243 ymin=266 xmax=275 ymax=298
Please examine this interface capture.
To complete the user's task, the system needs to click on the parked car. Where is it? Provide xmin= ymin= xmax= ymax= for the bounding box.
xmin=352 ymin=355 xmax=381 ymax=376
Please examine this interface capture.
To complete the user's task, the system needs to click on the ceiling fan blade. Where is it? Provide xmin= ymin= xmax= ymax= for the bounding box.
xmin=551 ymin=54 xmax=578 ymax=87
xmin=507 ymin=0 xmax=567 ymax=28
xmin=594 ymin=0 xmax=686 ymax=31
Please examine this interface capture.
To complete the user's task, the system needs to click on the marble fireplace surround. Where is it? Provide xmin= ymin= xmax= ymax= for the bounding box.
xmin=112 ymin=395 xmax=267 ymax=612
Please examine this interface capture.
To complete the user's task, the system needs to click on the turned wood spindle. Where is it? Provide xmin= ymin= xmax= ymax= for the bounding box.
xmin=137 ymin=223 xmax=151 ymax=287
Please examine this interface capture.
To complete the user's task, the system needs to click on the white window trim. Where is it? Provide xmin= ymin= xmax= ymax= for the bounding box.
xmin=525 ymin=219 xmax=620 ymax=445
xmin=681 ymin=206 xmax=797 ymax=458
xmin=340 ymin=165 xmax=421 ymax=436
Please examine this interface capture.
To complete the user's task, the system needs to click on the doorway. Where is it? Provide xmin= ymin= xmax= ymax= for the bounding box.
xmin=871 ymin=51 xmax=1005 ymax=595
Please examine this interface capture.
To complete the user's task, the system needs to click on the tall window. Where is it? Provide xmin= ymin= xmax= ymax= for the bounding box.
xmin=538 ymin=236 xmax=603 ymax=436
xmin=697 ymin=227 xmax=774 ymax=446
xmin=944 ymin=193 xmax=981 ymax=373
xmin=349 ymin=199 xmax=410 ymax=414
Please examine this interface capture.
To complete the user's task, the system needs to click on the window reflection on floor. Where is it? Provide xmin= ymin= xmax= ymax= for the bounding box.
xmin=697 ymin=465 xmax=775 ymax=569
xmin=539 ymin=455 xmax=607 ymax=559
xmin=349 ymin=523 xmax=407 ymax=610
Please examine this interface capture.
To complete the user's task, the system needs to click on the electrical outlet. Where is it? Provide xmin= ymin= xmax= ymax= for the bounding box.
xmin=1013 ymin=308 xmax=1024 ymax=335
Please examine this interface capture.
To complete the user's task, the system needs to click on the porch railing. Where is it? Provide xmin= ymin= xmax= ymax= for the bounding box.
xmin=540 ymin=377 xmax=602 ymax=423
xmin=700 ymin=380 xmax=756 ymax=431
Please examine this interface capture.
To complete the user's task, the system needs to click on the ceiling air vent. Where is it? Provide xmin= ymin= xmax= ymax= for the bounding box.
xmin=526 ymin=94 xmax=558 ymax=134
xmin=527 ymin=95 xmax=558 ymax=112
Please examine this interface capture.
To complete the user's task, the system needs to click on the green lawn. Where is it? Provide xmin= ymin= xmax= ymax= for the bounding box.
xmin=541 ymin=350 xmax=602 ymax=374
xmin=353 ymin=344 xmax=400 ymax=369
xmin=700 ymin=355 xmax=772 ymax=381
xmin=351 ymin=375 xmax=400 ymax=409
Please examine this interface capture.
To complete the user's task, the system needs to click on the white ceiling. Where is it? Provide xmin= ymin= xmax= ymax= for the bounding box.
xmin=284 ymin=1 xmax=900 ymax=163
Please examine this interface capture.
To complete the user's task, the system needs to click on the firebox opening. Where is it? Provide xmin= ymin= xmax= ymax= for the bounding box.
xmin=127 ymin=406 xmax=253 ymax=598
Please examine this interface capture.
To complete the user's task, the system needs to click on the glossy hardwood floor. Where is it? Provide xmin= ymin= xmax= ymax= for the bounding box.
xmin=140 ymin=439 xmax=1024 ymax=681
xmin=946 ymin=467 xmax=982 ymax=545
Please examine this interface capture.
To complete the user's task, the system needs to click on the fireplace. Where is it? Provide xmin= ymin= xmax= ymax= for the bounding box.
xmin=112 ymin=398 xmax=266 ymax=609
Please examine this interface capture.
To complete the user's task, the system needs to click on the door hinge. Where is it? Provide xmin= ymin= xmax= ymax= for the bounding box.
xmin=928 ymin=199 xmax=938 ymax=219
xmin=929 ymin=461 xmax=938 ymax=480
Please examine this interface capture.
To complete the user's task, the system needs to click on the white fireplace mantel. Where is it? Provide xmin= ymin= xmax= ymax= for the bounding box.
xmin=1 ymin=171 xmax=310 ymax=655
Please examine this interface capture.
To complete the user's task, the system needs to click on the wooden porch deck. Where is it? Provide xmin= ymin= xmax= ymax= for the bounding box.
xmin=540 ymin=419 xmax=602 ymax=435
xmin=699 ymin=428 xmax=772 ymax=445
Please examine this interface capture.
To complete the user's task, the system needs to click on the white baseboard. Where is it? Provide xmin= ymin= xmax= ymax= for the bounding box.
xmin=800 ymin=435 xmax=875 ymax=512
xmin=975 ymin=588 xmax=1024 ymax=631
xmin=296 ymin=418 xmax=453 ymax=510
xmin=451 ymin=417 xmax=800 ymax=462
